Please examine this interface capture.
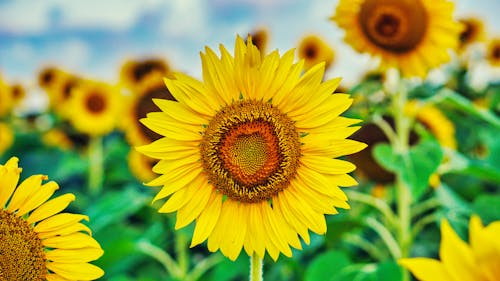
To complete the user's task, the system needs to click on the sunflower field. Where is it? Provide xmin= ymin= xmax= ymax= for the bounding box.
xmin=1 ymin=0 xmax=499 ymax=280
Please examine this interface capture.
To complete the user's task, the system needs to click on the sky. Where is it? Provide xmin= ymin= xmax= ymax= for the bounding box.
xmin=1 ymin=0 xmax=500 ymax=98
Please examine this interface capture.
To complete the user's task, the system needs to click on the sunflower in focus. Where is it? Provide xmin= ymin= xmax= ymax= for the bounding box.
xmin=68 ymin=80 xmax=120 ymax=136
xmin=332 ymin=0 xmax=462 ymax=77
xmin=120 ymin=58 xmax=170 ymax=89
xmin=123 ymin=72 xmax=176 ymax=146
xmin=458 ymin=17 xmax=485 ymax=49
xmin=487 ymin=38 xmax=500 ymax=66
xmin=128 ymin=149 xmax=156 ymax=183
xmin=138 ymin=36 xmax=366 ymax=261
xmin=298 ymin=35 xmax=335 ymax=71
xmin=400 ymin=216 xmax=500 ymax=281
xmin=0 ymin=157 xmax=104 ymax=280
xmin=0 ymin=122 xmax=14 ymax=155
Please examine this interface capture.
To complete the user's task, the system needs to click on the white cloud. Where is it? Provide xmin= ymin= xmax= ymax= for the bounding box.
xmin=0 ymin=1 xmax=55 ymax=33
xmin=160 ymin=0 xmax=210 ymax=39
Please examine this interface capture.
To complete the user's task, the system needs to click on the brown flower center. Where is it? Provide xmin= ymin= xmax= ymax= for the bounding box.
xmin=459 ymin=19 xmax=477 ymax=44
xmin=492 ymin=45 xmax=500 ymax=59
xmin=359 ymin=0 xmax=427 ymax=53
xmin=304 ymin=44 xmax=318 ymax=59
xmin=200 ymin=100 xmax=301 ymax=203
xmin=85 ymin=92 xmax=107 ymax=114
xmin=136 ymin=86 xmax=176 ymax=142
xmin=133 ymin=60 xmax=167 ymax=83
xmin=11 ymin=85 xmax=23 ymax=99
xmin=0 ymin=210 xmax=46 ymax=281
xmin=39 ymin=69 xmax=55 ymax=87
xmin=62 ymin=79 xmax=78 ymax=101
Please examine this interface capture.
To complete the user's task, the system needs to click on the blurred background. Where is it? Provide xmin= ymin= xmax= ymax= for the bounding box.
xmin=1 ymin=0 xmax=500 ymax=280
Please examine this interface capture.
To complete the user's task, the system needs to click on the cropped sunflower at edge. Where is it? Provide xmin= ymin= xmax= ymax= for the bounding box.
xmin=138 ymin=36 xmax=367 ymax=261
xmin=0 ymin=157 xmax=104 ymax=280
xmin=332 ymin=0 xmax=463 ymax=77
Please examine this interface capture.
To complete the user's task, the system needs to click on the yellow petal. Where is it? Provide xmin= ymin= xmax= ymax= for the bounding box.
xmin=398 ymin=258 xmax=454 ymax=281
xmin=151 ymin=167 xmax=202 ymax=202
xmin=300 ymin=155 xmax=356 ymax=175
xmin=0 ymin=157 xmax=21 ymax=208
xmin=46 ymin=247 xmax=104 ymax=263
xmin=38 ymin=223 xmax=92 ymax=239
xmin=45 ymin=273 xmax=71 ymax=281
xmin=42 ymin=232 xmax=101 ymax=249
xmin=190 ymin=191 xmax=222 ymax=247
xmin=302 ymin=139 xmax=367 ymax=158
xmin=175 ymin=180 xmax=213 ymax=229
xmin=34 ymin=213 xmax=89 ymax=233
xmin=153 ymin=98 xmax=208 ymax=125
xmin=7 ymin=174 xmax=47 ymax=212
xmin=46 ymin=262 xmax=104 ymax=280
xmin=15 ymin=181 xmax=59 ymax=217
xmin=136 ymin=137 xmax=197 ymax=159
xmin=219 ymin=200 xmax=247 ymax=261
xmin=27 ymin=193 xmax=75 ymax=224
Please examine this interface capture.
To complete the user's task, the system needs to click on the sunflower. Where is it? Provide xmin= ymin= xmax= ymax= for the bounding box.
xmin=458 ymin=17 xmax=485 ymax=49
xmin=400 ymin=216 xmax=500 ymax=281
xmin=128 ymin=149 xmax=156 ymax=183
xmin=120 ymin=58 xmax=170 ymax=89
xmin=138 ymin=36 xmax=366 ymax=261
xmin=486 ymin=38 xmax=500 ymax=66
xmin=52 ymin=74 xmax=82 ymax=118
xmin=332 ymin=0 xmax=462 ymax=77
xmin=0 ymin=77 xmax=13 ymax=117
xmin=68 ymin=80 xmax=120 ymax=136
xmin=297 ymin=35 xmax=335 ymax=71
xmin=10 ymin=83 xmax=26 ymax=106
xmin=406 ymin=101 xmax=457 ymax=149
xmin=0 ymin=157 xmax=104 ymax=280
xmin=0 ymin=122 xmax=14 ymax=155
xmin=123 ymin=72 xmax=176 ymax=146
xmin=246 ymin=28 xmax=270 ymax=56
xmin=42 ymin=128 xmax=74 ymax=150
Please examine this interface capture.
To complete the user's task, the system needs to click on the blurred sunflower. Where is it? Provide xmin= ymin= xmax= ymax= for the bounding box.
xmin=0 ymin=157 xmax=104 ymax=280
xmin=120 ymin=58 xmax=170 ymax=89
xmin=247 ymin=27 xmax=269 ymax=56
xmin=332 ymin=0 xmax=462 ymax=77
xmin=487 ymin=38 xmax=500 ymax=66
xmin=400 ymin=216 xmax=500 ymax=281
xmin=38 ymin=67 xmax=66 ymax=91
xmin=42 ymin=128 xmax=74 ymax=150
xmin=458 ymin=17 xmax=485 ymax=49
xmin=138 ymin=36 xmax=366 ymax=261
xmin=0 ymin=122 xmax=14 ymax=155
xmin=68 ymin=80 xmax=120 ymax=136
xmin=0 ymin=77 xmax=13 ymax=117
xmin=128 ymin=149 xmax=156 ymax=183
xmin=52 ymin=74 xmax=82 ymax=118
xmin=123 ymin=73 xmax=175 ymax=146
xmin=10 ymin=83 xmax=26 ymax=106
xmin=297 ymin=35 xmax=335 ymax=71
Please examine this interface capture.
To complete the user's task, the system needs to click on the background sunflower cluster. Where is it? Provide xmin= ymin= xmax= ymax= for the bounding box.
xmin=0 ymin=0 xmax=499 ymax=280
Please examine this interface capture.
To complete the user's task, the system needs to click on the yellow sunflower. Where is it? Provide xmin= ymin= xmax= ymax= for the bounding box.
xmin=405 ymin=100 xmax=456 ymax=149
xmin=0 ymin=77 xmax=13 ymax=117
xmin=68 ymin=80 xmax=120 ymax=136
xmin=0 ymin=157 xmax=104 ymax=280
xmin=123 ymin=72 xmax=176 ymax=146
xmin=297 ymin=35 xmax=335 ymax=71
xmin=458 ymin=17 xmax=485 ymax=49
xmin=10 ymin=83 xmax=26 ymax=106
xmin=0 ymin=122 xmax=14 ymax=155
xmin=42 ymin=129 xmax=74 ymax=150
xmin=120 ymin=58 xmax=170 ymax=89
xmin=138 ymin=36 xmax=366 ymax=261
xmin=487 ymin=38 xmax=500 ymax=67
xmin=400 ymin=216 xmax=500 ymax=281
xmin=128 ymin=149 xmax=156 ymax=183
xmin=52 ymin=74 xmax=82 ymax=118
xmin=332 ymin=0 xmax=462 ymax=77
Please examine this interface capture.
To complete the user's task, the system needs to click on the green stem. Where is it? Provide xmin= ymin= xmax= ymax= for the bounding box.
xmin=344 ymin=233 xmax=388 ymax=261
xmin=390 ymin=70 xmax=412 ymax=281
xmin=186 ymin=254 xmax=224 ymax=281
xmin=176 ymin=232 xmax=189 ymax=277
xmin=346 ymin=190 xmax=398 ymax=228
xmin=364 ymin=217 xmax=401 ymax=259
xmin=137 ymin=240 xmax=183 ymax=278
xmin=411 ymin=198 xmax=441 ymax=220
xmin=88 ymin=136 xmax=103 ymax=196
xmin=249 ymin=253 xmax=263 ymax=281
xmin=411 ymin=213 xmax=440 ymax=239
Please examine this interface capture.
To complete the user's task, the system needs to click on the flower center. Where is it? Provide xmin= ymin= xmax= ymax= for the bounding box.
xmin=0 ymin=210 xmax=46 ymax=281
xmin=492 ymin=45 xmax=500 ymax=59
xmin=201 ymin=100 xmax=301 ymax=203
xmin=459 ymin=20 xmax=476 ymax=44
xmin=11 ymin=85 xmax=23 ymax=99
xmin=85 ymin=92 xmax=107 ymax=114
xmin=62 ymin=79 xmax=78 ymax=100
xmin=133 ymin=60 xmax=167 ymax=82
xmin=40 ymin=69 xmax=55 ymax=87
xmin=136 ymin=86 xmax=176 ymax=142
xmin=305 ymin=44 xmax=318 ymax=59
xmin=359 ymin=0 xmax=427 ymax=53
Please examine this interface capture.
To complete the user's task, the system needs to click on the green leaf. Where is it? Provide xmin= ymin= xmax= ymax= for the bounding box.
xmin=373 ymin=139 xmax=444 ymax=201
xmin=304 ymin=250 xmax=351 ymax=281
xmin=473 ymin=195 xmax=500 ymax=224
xmin=375 ymin=261 xmax=403 ymax=281
xmin=435 ymin=183 xmax=471 ymax=214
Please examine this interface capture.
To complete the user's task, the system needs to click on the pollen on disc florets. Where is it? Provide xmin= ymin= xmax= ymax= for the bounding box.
xmin=200 ymin=100 xmax=301 ymax=203
xmin=0 ymin=210 xmax=46 ymax=281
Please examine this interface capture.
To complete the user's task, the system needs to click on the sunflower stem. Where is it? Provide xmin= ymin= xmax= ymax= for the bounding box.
xmin=137 ymin=240 xmax=183 ymax=279
xmin=411 ymin=197 xmax=441 ymax=220
xmin=175 ymin=231 xmax=189 ymax=277
xmin=389 ymin=69 xmax=412 ymax=281
xmin=364 ymin=217 xmax=401 ymax=259
xmin=249 ymin=253 xmax=263 ymax=281
xmin=186 ymin=254 xmax=224 ymax=281
xmin=88 ymin=136 xmax=103 ymax=196
xmin=346 ymin=190 xmax=397 ymax=228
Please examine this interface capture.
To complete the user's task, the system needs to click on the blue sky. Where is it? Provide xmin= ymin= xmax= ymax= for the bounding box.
xmin=1 ymin=0 xmax=500 ymax=92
